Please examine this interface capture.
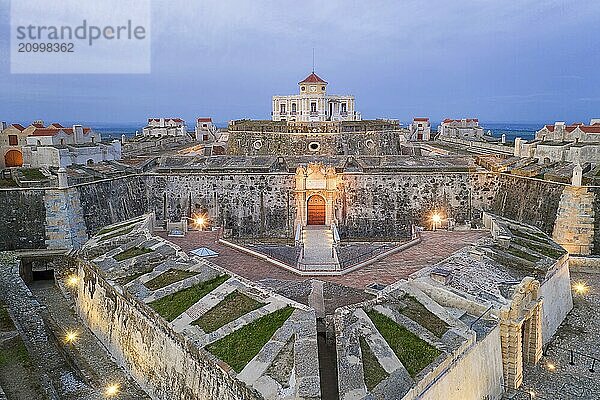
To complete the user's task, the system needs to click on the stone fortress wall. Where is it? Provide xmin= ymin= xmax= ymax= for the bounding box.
xmin=0 ymin=165 xmax=598 ymax=256
xmin=75 ymin=259 xmax=263 ymax=400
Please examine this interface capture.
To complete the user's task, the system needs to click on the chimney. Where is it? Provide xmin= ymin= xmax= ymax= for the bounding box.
xmin=73 ymin=125 xmax=84 ymax=144
xmin=590 ymin=118 xmax=600 ymax=125
xmin=33 ymin=119 xmax=44 ymax=126
xmin=0 ymin=121 xmax=6 ymax=131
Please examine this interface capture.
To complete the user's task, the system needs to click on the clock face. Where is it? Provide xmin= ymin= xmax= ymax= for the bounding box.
xmin=310 ymin=86 xmax=316 ymax=92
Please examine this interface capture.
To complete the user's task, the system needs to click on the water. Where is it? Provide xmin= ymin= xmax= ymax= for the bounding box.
xmin=481 ymin=122 xmax=539 ymax=142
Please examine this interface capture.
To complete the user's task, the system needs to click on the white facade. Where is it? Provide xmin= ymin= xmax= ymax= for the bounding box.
xmin=22 ymin=123 xmax=121 ymax=168
xmin=408 ymin=118 xmax=431 ymax=141
xmin=195 ymin=117 xmax=218 ymax=142
xmin=272 ymin=72 xmax=361 ymax=122
xmin=142 ymin=118 xmax=187 ymax=137
xmin=438 ymin=118 xmax=484 ymax=140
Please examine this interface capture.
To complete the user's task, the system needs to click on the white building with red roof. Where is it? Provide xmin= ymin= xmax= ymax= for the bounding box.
xmin=142 ymin=118 xmax=187 ymax=137
xmin=515 ymin=119 xmax=600 ymax=164
xmin=408 ymin=117 xmax=431 ymax=141
xmin=438 ymin=118 xmax=488 ymax=141
xmin=272 ymin=72 xmax=361 ymax=122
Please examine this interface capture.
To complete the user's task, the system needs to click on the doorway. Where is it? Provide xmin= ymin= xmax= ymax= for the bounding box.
xmin=307 ymin=195 xmax=326 ymax=225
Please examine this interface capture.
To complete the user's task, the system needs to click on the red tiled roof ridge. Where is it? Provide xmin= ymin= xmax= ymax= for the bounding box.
xmin=299 ymin=72 xmax=327 ymax=84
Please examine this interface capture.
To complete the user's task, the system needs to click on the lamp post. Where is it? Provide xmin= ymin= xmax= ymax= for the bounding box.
xmin=431 ymin=213 xmax=441 ymax=231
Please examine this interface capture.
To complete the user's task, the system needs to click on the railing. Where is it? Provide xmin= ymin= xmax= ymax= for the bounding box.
xmin=543 ymin=342 xmax=599 ymax=372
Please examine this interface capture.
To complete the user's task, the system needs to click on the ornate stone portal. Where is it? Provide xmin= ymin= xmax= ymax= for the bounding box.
xmin=295 ymin=163 xmax=338 ymax=227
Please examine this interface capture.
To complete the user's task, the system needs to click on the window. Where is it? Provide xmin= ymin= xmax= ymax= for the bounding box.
xmin=8 ymin=135 xmax=18 ymax=145
xmin=60 ymin=139 xmax=65 ymax=146
xmin=341 ymin=103 xmax=347 ymax=113
xmin=291 ymin=103 xmax=297 ymax=113
xmin=280 ymin=104 xmax=286 ymax=113
xmin=301 ymin=86 xmax=306 ymax=91
xmin=321 ymin=86 xmax=325 ymax=91
xmin=310 ymin=102 xmax=317 ymax=113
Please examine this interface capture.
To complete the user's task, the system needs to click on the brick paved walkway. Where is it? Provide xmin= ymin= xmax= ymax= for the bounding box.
xmin=156 ymin=230 xmax=488 ymax=289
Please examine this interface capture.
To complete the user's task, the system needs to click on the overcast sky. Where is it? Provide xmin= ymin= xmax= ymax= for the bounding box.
xmin=1 ymin=0 xmax=599 ymax=125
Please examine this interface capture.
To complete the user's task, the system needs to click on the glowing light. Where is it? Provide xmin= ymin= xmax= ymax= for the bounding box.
xmin=65 ymin=331 xmax=78 ymax=344
xmin=573 ymin=281 xmax=589 ymax=295
xmin=431 ymin=214 xmax=442 ymax=224
xmin=66 ymin=275 xmax=79 ymax=287
xmin=192 ymin=215 xmax=206 ymax=228
xmin=105 ymin=384 xmax=120 ymax=397
xmin=546 ymin=362 xmax=556 ymax=371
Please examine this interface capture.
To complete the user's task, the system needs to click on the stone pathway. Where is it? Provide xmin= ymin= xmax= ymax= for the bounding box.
xmin=520 ymin=271 xmax=600 ymax=399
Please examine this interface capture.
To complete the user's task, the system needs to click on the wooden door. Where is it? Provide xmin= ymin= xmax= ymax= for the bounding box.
xmin=4 ymin=150 xmax=23 ymax=167
xmin=307 ymin=196 xmax=326 ymax=225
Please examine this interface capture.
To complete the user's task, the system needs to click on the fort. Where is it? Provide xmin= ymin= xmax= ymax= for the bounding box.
xmin=1 ymin=72 xmax=599 ymax=400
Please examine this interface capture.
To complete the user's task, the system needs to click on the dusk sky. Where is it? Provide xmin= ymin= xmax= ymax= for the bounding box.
xmin=1 ymin=0 xmax=600 ymax=125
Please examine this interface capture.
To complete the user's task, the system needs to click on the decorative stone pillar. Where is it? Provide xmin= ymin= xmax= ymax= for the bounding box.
xmin=572 ymin=164 xmax=583 ymax=186
xmin=523 ymin=302 xmax=543 ymax=364
xmin=500 ymin=317 xmax=523 ymax=389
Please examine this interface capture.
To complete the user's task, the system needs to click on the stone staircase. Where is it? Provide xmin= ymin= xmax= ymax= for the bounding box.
xmin=297 ymin=226 xmax=340 ymax=271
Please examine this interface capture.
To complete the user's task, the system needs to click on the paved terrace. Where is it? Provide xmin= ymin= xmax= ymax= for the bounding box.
xmin=155 ymin=230 xmax=488 ymax=290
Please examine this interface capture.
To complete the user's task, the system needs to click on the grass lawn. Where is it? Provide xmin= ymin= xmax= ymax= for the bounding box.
xmin=206 ymin=306 xmax=294 ymax=372
xmin=367 ymin=309 xmax=441 ymax=378
xmin=0 ymin=179 xmax=17 ymax=188
xmin=149 ymin=274 xmax=229 ymax=322
xmin=0 ymin=337 xmax=29 ymax=367
xmin=400 ymin=296 xmax=449 ymax=338
xmin=193 ymin=291 xmax=264 ymax=333
xmin=0 ymin=303 xmax=15 ymax=332
xmin=114 ymin=247 xmax=153 ymax=261
xmin=98 ymin=226 xmax=134 ymax=242
xmin=19 ymin=168 xmax=45 ymax=181
xmin=144 ymin=269 xmax=198 ymax=291
xmin=360 ymin=337 xmax=388 ymax=391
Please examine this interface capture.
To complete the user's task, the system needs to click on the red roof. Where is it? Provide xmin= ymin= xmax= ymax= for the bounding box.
xmin=197 ymin=118 xmax=212 ymax=122
xmin=581 ymin=125 xmax=600 ymax=133
xmin=413 ymin=118 xmax=429 ymax=122
xmin=10 ymin=124 xmax=25 ymax=131
xmin=442 ymin=118 xmax=479 ymax=124
xmin=30 ymin=126 xmax=91 ymax=136
xmin=299 ymin=72 xmax=327 ymax=84
xmin=542 ymin=123 xmax=600 ymax=133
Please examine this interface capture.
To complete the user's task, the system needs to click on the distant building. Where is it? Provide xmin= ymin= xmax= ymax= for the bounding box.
xmin=408 ymin=117 xmax=431 ymax=141
xmin=195 ymin=118 xmax=218 ymax=142
xmin=515 ymin=119 xmax=600 ymax=164
xmin=272 ymin=72 xmax=361 ymax=122
xmin=142 ymin=118 xmax=187 ymax=137
xmin=21 ymin=122 xmax=121 ymax=168
xmin=438 ymin=118 xmax=486 ymax=140
xmin=0 ymin=122 xmax=30 ymax=168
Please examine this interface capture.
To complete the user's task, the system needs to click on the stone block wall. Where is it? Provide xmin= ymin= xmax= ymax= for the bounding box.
xmin=490 ymin=175 xmax=565 ymax=235
xmin=146 ymin=174 xmax=296 ymax=238
xmin=227 ymin=131 xmax=406 ymax=156
xmin=0 ymin=189 xmax=46 ymax=250
xmin=336 ymin=172 xmax=498 ymax=239
xmin=75 ymin=260 xmax=263 ymax=400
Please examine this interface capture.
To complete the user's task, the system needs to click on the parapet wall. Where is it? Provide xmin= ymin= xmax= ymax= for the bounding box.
xmin=75 ymin=260 xmax=262 ymax=400
xmin=0 ymin=188 xmax=46 ymax=250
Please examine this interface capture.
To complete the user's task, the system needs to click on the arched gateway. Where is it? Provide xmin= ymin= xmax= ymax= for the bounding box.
xmin=307 ymin=195 xmax=326 ymax=225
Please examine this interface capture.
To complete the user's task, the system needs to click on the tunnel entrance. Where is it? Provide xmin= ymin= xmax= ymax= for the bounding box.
xmin=317 ymin=318 xmax=339 ymax=400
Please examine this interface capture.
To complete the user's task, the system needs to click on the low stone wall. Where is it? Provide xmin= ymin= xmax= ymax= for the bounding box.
xmin=75 ymin=260 xmax=262 ymax=400
xmin=569 ymin=256 xmax=600 ymax=273
xmin=539 ymin=256 xmax=573 ymax=343
xmin=0 ymin=189 xmax=46 ymax=250
xmin=413 ymin=325 xmax=503 ymax=400
xmin=441 ymin=137 xmax=514 ymax=155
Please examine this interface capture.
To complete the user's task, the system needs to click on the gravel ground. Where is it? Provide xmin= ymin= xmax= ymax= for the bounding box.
xmin=520 ymin=272 xmax=600 ymax=399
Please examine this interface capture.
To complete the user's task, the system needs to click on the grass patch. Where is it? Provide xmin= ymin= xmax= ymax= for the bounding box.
xmin=97 ymin=220 xmax=139 ymax=236
xmin=149 ymin=274 xmax=229 ymax=322
xmin=0 ymin=337 xmax=29 ymax=367
xmin=114 ymin=246 xmax=153 ymax=261
xmin=193 ymin=291 xmax=264 ymax=333
xmin=360 ymin=337 xmax=388 ymax=391
xmin=367 ymin=309 xmax=441 ymax=378
xmin=144 ymin=269 xmax=198 ymax=291
xmin=0 ymin=303 xmax=15 ymax=332
xmin=400 ymin=296 xmax=449 ymax=338
xmin=0 ymin=178 xmax=17 ymax=188
xmin=115 ymin=270 xmax=151 ymax=285
xmin=513 ymin=238 xmax=566 ymax=260
xmin=19 ymin=168 xmax=45 ymax=181
xmin=98 ymin=226 xmax=134 ymax=242
xmin=206 ymin=306 xmax=294 ymax=372
xmin=505 ymin=246 xmax=541 ymax=262
xmin=509 ymin=228 xmax=548 ymax=243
